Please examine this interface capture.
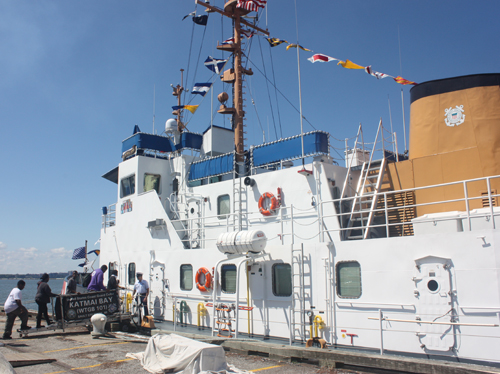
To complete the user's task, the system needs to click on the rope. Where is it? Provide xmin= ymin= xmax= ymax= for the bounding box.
xmin=245 ymin=53 xmax=318 ymax=133
xmin=256 ymin=36 xmax=278 ymax=140
xmin=292 ymin=218 xmax=319 ymax=226
xmin=268 ymin=40 xmax=283 ymax=138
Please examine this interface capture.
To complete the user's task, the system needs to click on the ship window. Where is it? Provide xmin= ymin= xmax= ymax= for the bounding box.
xmin=272 ymin=263 xmax=292 ymax=297
xmin=221 ymin=264 xmax=236 ymax=293
xmin=180 ymin=264 xmax=193 ymax=291
xmin=120 ymin=174 xmax=135 ymax=198
xmin=336 ymin=261 xmax=361 ymax=298
xmin=128 ymin=263 xmax=136 ymax=286
xmin=109 ymin=263 xmax=116 ymax=280
xmin=218 ymin=194 xmax=230 ymax=220
xmin=144 ymin=174 xmax=161 ymax=194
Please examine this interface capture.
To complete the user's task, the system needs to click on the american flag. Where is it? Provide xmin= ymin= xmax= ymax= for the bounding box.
xmin=236 ymin=0 xmax=267 ymax=12
xmin=72 ymin=246 xmax=86 ymax=259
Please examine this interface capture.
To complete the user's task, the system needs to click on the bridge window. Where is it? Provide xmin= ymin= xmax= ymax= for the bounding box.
xmin=336 ymin=261 xmax=362 ymax=298
xmin=221 ymin=264 xmax=236 ymax=293
xmin=218 ymin=194 xmax=230 ymax=220
xmin=144 ymin=174 xmax=161 ymax=194
xmin=180 ymin=264 xmax=193 ymax=291
xmin=272 ymin=263 xmax=292 ymax=297
xmin=120 ymin=174 xmax=135 ymax=198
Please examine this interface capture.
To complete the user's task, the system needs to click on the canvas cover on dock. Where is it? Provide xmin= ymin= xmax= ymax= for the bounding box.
xmin=126 ymin=334 xmax=227 ymax=374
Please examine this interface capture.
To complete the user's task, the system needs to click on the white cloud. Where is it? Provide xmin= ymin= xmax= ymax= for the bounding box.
xmin=0 ymin=246 xmax=76 ymax=274
xmin=0 ymin=242 xmax=6 ymax=249
xmin=50 ymin=247 xmax=71 ymax=258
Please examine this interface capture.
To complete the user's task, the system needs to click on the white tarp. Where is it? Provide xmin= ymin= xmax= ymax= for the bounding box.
xmin=126 ymin=334 xmax=228 ymax=374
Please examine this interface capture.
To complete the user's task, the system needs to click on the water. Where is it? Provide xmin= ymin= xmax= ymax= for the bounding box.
xmin=1 ymin=278 xmax=65 ymax=312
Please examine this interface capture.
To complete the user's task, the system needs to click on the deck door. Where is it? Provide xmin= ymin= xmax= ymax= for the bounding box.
xmin=413 ymin=256 xmax=455 ymax=351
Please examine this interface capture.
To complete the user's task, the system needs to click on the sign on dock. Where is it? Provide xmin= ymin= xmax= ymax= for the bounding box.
xmin=62 ymin=291 xmax=119 ymax=320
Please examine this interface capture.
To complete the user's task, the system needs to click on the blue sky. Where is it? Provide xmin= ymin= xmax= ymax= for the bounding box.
xmin=1 ymin=0 xmax=499 ymax=273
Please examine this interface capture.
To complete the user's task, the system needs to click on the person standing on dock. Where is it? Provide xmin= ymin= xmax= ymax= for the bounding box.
xmin=132 ymin=272 xmax=149 ymax=316
xmin=35 ymin=273 xmax=58 ymax=328
xmin=2 ymin=280 xmax=31 ymax=339
xmin=66 ymin=270 xmax=80 ymax=294
xmin=87 ymin=265 xmax=108 ymax=291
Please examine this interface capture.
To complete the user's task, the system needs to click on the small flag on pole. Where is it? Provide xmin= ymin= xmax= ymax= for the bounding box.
xmin=193 ymin=15 xmax=208 ymax=26
xmin=337 ymin=59 xmax=364 ymax=69
xmin=365 ymin=66 xmax=391 ymax=79
xmin=192 ymin=83 xmax=213 ymax=97
xmin=266 ymin=38 xmax=288 ymax=47
xmin=87 ymin=249 xmax=101 ymax=256
xmin=222 ymin=37 xmax=234 ymax=45
xmin=204 ymin=56 xmax=228 ymax=75
xmin=72 ymin=246 xmax=86 ymax=260
xmin=308 ymin=54 xmax=338 ymax=63
xmin=236 ymin=0 xmax=267 ymax=12
xmin=172 ymin=105 xmax=199 ymax=114
xmin=286 ymin=44 xmax=312 ymax=52
xmin=394 ymin=76 xmax=417 ymax=85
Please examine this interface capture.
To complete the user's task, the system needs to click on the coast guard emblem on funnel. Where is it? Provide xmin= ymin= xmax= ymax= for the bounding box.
xmin=444 ymin=105 xmax=465 ymax=127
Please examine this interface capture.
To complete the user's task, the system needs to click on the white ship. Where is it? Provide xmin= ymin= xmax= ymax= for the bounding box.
xmin=98 ymin=0 xmax=500 ymax=366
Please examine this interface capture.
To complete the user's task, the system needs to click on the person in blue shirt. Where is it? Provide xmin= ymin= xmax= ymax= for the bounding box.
xmin=132 ymin=273 xmax=149 ymax=316
xmin=87 ymin=265 xmax=108 ymax=291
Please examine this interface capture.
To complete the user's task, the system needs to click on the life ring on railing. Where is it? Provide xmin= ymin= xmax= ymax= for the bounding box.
xmin=195 ymin=267 xmax=212 ymax=292
xmin=259 ymin=192 xmax=278 ymax=216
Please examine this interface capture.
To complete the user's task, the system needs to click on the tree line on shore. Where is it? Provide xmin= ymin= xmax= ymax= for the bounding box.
xmin=0 ymin=272 xmax=71 ymax=279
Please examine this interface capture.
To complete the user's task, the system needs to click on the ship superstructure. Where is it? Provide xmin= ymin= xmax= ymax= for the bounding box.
xmin=98 ymin=0 xmax=500 ymax=366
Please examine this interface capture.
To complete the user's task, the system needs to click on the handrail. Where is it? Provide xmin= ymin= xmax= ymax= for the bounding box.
xmin=107 ymin=174 xmax=499 ymax=247
xmin=368 ymin=316 xmax=498 ymax=327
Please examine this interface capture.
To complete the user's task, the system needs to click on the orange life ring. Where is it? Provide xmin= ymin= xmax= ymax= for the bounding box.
xmin=195 ymin=267 xmax=212 ymax=292
xmin=259 ymin=192 xmax=278 ymax=216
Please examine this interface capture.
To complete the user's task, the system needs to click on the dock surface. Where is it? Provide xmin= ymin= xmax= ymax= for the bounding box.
xmin=1 ymin=312 xmax=500 ymax=374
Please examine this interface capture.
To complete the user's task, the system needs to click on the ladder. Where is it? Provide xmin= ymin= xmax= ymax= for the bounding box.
xmin=345 ymin=121 xmax=387 ymax=240
xmin=232 ymin=174 xmax=247 ymax=231
xmin=291 ymin=244 xmax=305 ymax=342
xmin=345 ymin=158 xmax=387 ymax=240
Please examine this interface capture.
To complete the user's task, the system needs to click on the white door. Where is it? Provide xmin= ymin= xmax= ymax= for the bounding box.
xmin=413 ymin=256 xmax=455 ymax=351
xmin=150 ymin=262 xmax=166 ymax=319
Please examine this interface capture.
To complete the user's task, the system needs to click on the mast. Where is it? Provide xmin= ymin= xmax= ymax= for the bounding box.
xmin=196 ymin=0 xmax=269 ymax=163
xmin=172 ymin=69 xmax=185 ymax=132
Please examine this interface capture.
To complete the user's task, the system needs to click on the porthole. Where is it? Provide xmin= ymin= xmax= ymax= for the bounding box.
xmin=427 ymin=279 xmax=439 ymax=292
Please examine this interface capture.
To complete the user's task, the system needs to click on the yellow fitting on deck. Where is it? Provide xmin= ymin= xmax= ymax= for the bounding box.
xmin=126 ymin=292 xmax=133 ymax=313
xmin=313 ymin=315 xmax=325 ymax=338
xmin=197 ymin=303 xmax=207 ymax=327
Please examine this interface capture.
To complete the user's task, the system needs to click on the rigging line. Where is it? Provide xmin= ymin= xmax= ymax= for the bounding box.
xmin=246 ymin=76 xmax=265 ymax=137
xmin=184 ymin=20 xmax=197 ymax=106
xmin=257 ymin=36 xmax=278 ymax=140
xmin=245 ymin=54 xmax=317 ymax=132
xmin=190 ymin=25 xmax=209 ymax=94
xmin=328 ymin=143 xmax=346 ymax=161
xmin=268 ymin=44 xmax=283 ymax=138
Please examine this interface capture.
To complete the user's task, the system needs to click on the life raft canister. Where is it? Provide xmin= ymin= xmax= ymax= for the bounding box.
xmin=258 ymin=192 xmax=279 ymax=216
xmin=195 ymin=267 xmax=212 ymax=292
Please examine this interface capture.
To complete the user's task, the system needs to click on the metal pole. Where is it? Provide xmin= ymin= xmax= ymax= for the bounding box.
xmin=401 ymin=89 xmax=407 ymax=152
xmin=173 ymin=297 xmax=177 ymax=331
xmin=379 ymin=309 xmax=384 ymax=355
